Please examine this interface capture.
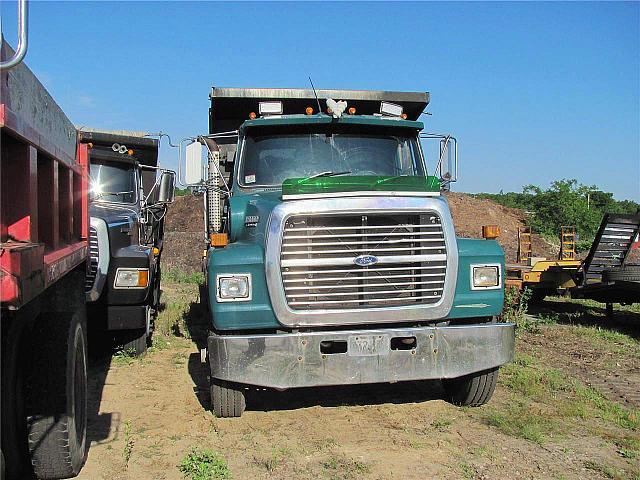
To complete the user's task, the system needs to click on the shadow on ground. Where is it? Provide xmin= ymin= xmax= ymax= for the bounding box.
xmin=183 ymin=284 xmax=447 ymax=414
xmin=528 ymin=298 xmax=640 ymax=340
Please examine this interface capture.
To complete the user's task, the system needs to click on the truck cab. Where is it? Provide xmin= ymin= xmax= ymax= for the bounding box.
xmin=79 ymin=130 xmax=175 ymax=354
xmin=185 ymin=88 xmax=514 ymax=417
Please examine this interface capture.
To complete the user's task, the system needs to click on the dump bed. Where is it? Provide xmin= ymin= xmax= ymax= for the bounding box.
xmin=209 ymin=87 xmax=429 ymax=138
xmin=1 ymin=40 xmax=89 ymax=309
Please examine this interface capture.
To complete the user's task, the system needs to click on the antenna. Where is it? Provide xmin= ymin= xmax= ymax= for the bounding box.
xmin=308 ymin=76 xmax=322 ymax=113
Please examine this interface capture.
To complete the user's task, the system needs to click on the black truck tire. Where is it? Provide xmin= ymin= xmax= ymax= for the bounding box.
xmin=442 ymin=367 xmax=499 ymax=407
xmin=1 ymin=316 xmax=30 ymax=480
xmin=602 ymin=265 xmax=640 ymax=283
xmin=210 ymin=380 xmax=246 ymax=418
xmin=25 ymin=311 xmax=88 ymax=479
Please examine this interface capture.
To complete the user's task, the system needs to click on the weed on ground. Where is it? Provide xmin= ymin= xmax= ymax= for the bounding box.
xmin=178 ymin=448 xmax=231 ymax=480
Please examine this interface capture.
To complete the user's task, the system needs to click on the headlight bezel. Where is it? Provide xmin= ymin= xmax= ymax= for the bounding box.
xmin=216 ymin=274 xmax=252 ymax=302
xmin=470 ymin=264 xmax=502 ymax=290
xmin=113 ymin=268 xmax=149 ymax=289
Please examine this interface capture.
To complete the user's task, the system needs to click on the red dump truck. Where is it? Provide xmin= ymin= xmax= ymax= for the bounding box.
xmin=1 ymin=33 xmax=89 ymax=480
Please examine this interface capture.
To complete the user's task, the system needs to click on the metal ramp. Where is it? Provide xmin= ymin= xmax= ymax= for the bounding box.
xmin=581 ymin=213 xmax=640 ymax=284
xmin=560 ymin=226 xmax=576 ymax=260
xmin=518 ymin=226 xmax=532 ymax=265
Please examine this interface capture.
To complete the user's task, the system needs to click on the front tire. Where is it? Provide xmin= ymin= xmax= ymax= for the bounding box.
xmin=443 ymin=367 xmax=499 ymax=407
xmin=210 ymin=380 xmax=246 ymax=418
xmin=25 ymin=311 xmax=88 ymax=479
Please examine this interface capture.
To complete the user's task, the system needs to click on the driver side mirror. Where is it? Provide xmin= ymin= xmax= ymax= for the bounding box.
xmin=437 ymin=137 xmax=457 ymax=187
xmin=157 ymin=171 xmax=176 ymax=204
xmin=420 ymin=133 xmax=458 ymax=190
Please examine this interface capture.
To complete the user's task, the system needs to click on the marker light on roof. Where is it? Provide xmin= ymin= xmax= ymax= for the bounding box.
xmin=380 ymin=101 xmax=403 ymax=117
xmin=258 ymin=101 xmax=283 ymax=116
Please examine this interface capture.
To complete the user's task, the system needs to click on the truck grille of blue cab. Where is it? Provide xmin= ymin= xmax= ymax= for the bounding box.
xmin=86 ymin=226 xmax=99 ymax=292
xmin=280 ymin=213 xmax=447 ymax=310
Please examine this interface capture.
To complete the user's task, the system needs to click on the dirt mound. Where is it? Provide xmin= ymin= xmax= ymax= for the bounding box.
xmin=162 ymin=192 xmax=558 ymax=273
xmin=162 ymin=195 xmax=205 ymax=272
xmin=445 ymin=192 xmax=557 ymax=263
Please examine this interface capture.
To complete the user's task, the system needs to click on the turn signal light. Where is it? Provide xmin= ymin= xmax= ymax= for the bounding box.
xmin=210 ymin=233 xmax=229 ymax=247
xmin=400 ymin=113 xmax=408 ymax=119
xmin=249 ymin=112 xmax=257 ymax=120
xmin=127 ymin=149 xmax=134 ymax=156
xmin=305 ymin=106 xmax=314 ymax=115
xmin=152 ymin=247 xmax=160 ymax=255
xmin=348 ymin=107 xmax=356 ymax=115
xmin=482 ymin=225 xmax=501 ymax=239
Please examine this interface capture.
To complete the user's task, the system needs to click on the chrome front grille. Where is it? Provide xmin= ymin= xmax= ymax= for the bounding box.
xmin=86 ymin=226 xmax=99 ymax=292
xmin=280 ymin=213 xmax=447 ymax=310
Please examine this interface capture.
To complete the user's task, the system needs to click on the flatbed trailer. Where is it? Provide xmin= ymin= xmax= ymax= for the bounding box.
xmin=1 ymin=39 xmax=89 ymax=479
xmin=571 ymin=213 xmax=640 ymax=314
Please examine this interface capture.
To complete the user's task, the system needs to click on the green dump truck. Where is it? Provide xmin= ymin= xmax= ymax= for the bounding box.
xmin=183 ymin=88 xmax=514 ymax=417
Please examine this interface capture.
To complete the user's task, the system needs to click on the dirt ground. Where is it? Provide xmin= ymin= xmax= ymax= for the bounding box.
xmin=77 ymin=283 xmax=639 ymax=480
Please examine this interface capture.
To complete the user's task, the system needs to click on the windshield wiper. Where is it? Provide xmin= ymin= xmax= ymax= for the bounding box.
xmin=94 ymin=190 xmax=134 ymax=200
xmin=304 ymin=171 xmax=352 ymax=181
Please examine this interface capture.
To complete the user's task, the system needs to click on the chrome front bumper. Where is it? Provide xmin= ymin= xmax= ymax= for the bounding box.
xmin=208 ymin=323 xmax=515 ymax=390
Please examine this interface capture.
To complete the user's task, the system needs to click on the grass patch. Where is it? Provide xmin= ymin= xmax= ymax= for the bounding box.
xmin=254 ymin=447 xmax=290 ymax=473
xmin=494 ymin=351 xmax=638 ymax=446
xmin=430 ymin=418 xmax=453 ymax=431
xmin=155 ymin=290 xmax=197 ymax=338
xmin=321 ymin=455 xmax=371 ymax=479
xmin=583 ymin=460 xmax=625 ymax=480
xmin=500 ymin=286 xmax=531 ymax=326
xmin=123 ymin=420 xmax=134 ymax=468
xmin=113 ymin=348 xmax=139 ymax=366
xmin=165 ymin=269 xmax=205 ymax=284
xmin=178 ymin=448 xmax=230 ymax=480
xmin=459 ymin=462 xmax=475 ymax=479
xmin=485 ymin=400 xmax=558 ymax=443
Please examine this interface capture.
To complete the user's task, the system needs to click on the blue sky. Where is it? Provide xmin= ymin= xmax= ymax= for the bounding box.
xmin=2 ymin=1 xmax=638 ymax=200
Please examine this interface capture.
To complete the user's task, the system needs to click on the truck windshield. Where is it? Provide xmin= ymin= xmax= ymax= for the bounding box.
xmin=89 ymin=159 xmax=137 ymax=203
xmin=239 ymin=131 xmax=425 ymax=187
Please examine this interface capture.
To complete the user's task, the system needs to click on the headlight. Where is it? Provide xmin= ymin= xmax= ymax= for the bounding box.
xmin=114 ymin=268 xmax=149 ymax=288
xmin=472 ymin=265 xmax=500 ymax=289
xmin=217 ymin=274 xmax=251 ymax=302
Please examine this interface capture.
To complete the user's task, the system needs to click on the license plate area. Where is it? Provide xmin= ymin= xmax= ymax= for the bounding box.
xmin=348 ymin=334 xmax=390 ymax=356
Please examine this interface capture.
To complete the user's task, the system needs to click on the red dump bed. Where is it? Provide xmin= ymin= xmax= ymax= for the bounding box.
xmin=0 ymin=41 xmax=88 ymax=309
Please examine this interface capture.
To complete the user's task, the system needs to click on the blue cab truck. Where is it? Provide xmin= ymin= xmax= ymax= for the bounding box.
xmin=183 ymin=88 xmax=514 ymax=417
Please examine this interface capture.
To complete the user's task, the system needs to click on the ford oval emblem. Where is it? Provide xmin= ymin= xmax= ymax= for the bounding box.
xmin=354 ymin=254 xmax=378 ymax=267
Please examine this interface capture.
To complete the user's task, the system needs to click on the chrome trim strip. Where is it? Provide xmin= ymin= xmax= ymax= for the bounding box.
xmin=265 ymin=196 xmax=458 ymax=327
xmin=281 ymin=253 xmax=447 ymax=268
xmin=282 ymin=191 xmax=441 ymax=200
xmin=282 ymin=265 xmax=446 ymax=275
xmin=284 ymin=273 xmax=445 ymax=283
xmin=86 ymin=217 xmax=110 ymax=302
xmin=286 ymin=280 xmax=444 ymax=291
xmin=208 ymin=323 xmax=515 ymax=389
